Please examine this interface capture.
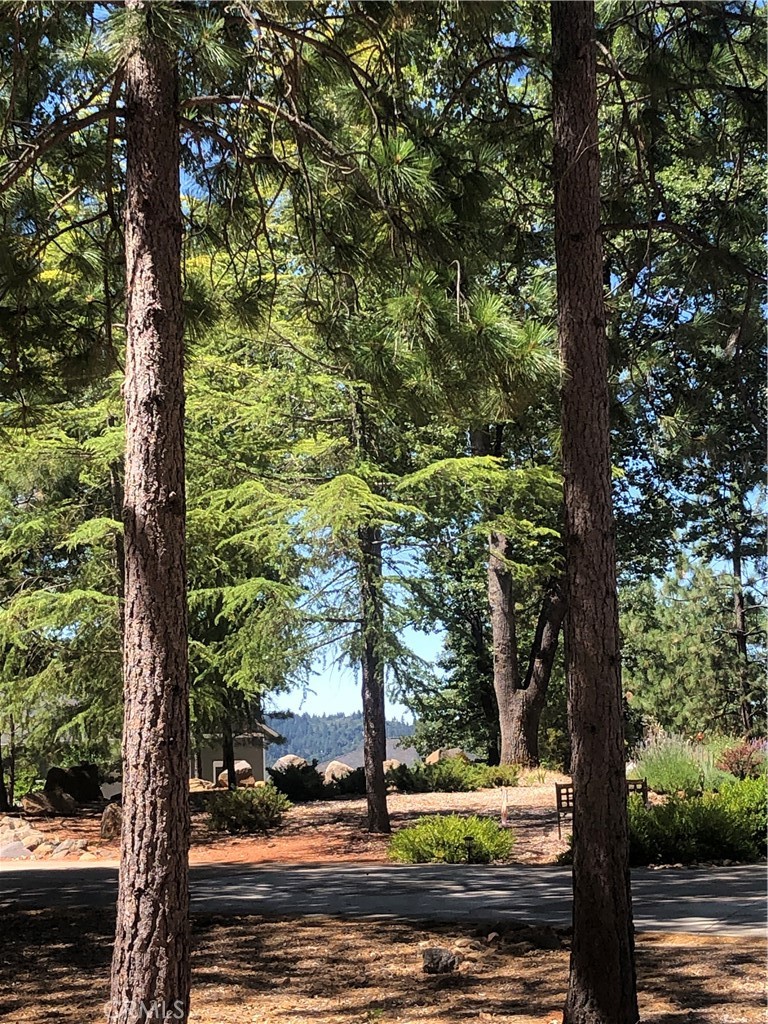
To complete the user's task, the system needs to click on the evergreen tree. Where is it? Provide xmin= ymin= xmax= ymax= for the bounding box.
xmin=108 ymin=3 xmax=190 ymax=1020
xmin=551 ymin=3 xmax=638 ymax=1020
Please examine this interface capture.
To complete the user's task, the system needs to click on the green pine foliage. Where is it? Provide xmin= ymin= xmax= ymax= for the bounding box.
xmin=621 ymin=561 xmax=766 ymax=735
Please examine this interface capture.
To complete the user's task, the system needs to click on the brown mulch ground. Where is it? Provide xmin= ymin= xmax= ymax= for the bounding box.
xmin=22 ymin=771 xmax=572 ymax=866
xmin=0 ymin=909 xmax=764 ymax=1024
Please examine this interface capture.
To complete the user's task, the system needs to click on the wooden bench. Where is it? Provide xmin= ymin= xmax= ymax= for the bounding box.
xmin=555 ymin=778 xmax=649 ymax=838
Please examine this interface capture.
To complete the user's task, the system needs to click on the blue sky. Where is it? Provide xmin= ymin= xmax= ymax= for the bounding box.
xmin=278 ymin=626 xmax=444 ymax=720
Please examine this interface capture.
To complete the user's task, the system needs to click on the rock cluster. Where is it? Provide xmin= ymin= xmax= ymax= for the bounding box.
xmin=0 ymin=815 xmax=93 ymax=861
xmin=22 ymin=762 xmax=103 ymax=817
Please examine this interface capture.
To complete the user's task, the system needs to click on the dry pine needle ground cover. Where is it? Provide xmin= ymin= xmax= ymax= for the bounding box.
xmin=0 ymin=909 xmax=764 ymax=1024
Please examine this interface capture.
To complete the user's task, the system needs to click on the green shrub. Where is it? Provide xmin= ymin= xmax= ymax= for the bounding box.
xmin=268 ymin=761 xmax=326 ymax=802
xmin=479 ymin=763 xmax=521 ymax=788
xmin=717 ymin=775 xmax=767 ymax=853
xmin=627 ymin=793 xmax=760 ymax=865
xmin=332 ymin=766 xmax=367 ymax=797
xmin=716 ymin=740 xmax=767 ymax=781
xmin=635 ymin=734 xmax=724 ymax=795
xmin=386 ymin=758 xmax=519 ymax=794
xmin=389 ymin=814 xmax=515 ymax=864
xmin=207 ymin=786 xmax=291 ymax=834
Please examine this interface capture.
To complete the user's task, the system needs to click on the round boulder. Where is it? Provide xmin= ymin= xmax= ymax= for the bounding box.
xmin=323 ymin=760 xmax=353 ymax=785
xmin=216 ymin=760 xmax=256 ymax=788
xmin=271 ymin=754 xmax=309 ymax=773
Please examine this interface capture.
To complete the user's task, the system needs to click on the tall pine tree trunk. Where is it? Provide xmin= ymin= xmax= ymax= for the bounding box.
xmin=551 ymin=4 xmax=639 ymax=1022
xmin=109 ymin=3 xmax=190 ymax=1021
xmin=360 ymin=523 xmax=390 ymax=833
xmin=732 ymin=532 xmax=753 ymax=734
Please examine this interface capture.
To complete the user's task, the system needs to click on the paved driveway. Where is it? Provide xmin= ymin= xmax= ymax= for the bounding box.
xmin=1 ymin=862 xmax=764 ymax=936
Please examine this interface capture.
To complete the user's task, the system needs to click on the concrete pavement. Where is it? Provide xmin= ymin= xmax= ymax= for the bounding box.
xmin=1 ymin=861 xmax=765 ymax=936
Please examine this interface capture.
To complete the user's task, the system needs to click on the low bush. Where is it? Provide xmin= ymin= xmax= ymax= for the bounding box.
xmin=716 ymin=740 xmax=767 ymax=781
xmin=332 ymin=767 xmax=367 ymax=797
xmin=387 ymin=758 xmax=519 ymax=794
xmin=389 ymin=814 xmax=515 ymax=864
xmin=627 ymin=791 xmax=761 ymax=865
xmin=717 ymin=775 xmax=767 ymax=853
xmin=559 ymin=780 xmax=766 ymax=866
xmin=479 ymin=763 xmax=522 ymax=788
xmin=268 ymin=761 xmax=326 ymax=802
xmin=207 ymin=786 xmax=291 ymax=834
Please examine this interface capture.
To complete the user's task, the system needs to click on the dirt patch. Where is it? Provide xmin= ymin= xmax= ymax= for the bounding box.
xmin=0 ymin=909 xmax=764 ymax=1023
xmin=16 ymin=774 xmax=571 ymax=866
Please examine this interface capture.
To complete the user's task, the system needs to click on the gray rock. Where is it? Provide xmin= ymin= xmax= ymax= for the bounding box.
xmin=422 ymin=947 xmax=461 ymax=974
xmin=101 ymin=802 xmax=123 ymax=840
xmin=0 ymin=840 xmax=33 ymax=859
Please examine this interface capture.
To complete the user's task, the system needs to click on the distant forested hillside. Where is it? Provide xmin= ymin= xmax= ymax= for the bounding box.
xmin=265 ymin=712 xmax=415 ymax=766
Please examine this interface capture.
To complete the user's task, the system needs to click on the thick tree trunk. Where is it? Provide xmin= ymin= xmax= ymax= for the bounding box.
xmin=732 ymin=534 xmax=753 ymax=734
xmin=468 ymin=611 xmax=501 ymax=765
xmin=109 ymin=4 xmax=190 ymax=1022
xmin=473 ymin=425 xmax=565 ymax=767
xmin=507 ymin=581 xmax=568 ymax=767
xmin=552 ymin=4 xmax=639 ymax=1022
xmin=360 ymin=523 xmax=390 ymax=833
xmin=487 ymin=530 xmax=520 ymax=764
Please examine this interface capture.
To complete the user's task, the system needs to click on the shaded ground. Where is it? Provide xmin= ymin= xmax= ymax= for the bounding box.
xmin=0 ymin=909 xmax=764 ymax=1024
xmin=19 ymin=771 xmax=572 ymax=866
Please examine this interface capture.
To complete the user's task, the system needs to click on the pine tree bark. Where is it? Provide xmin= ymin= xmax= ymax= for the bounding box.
xmin=360 ymin=523 xmax=391 ymax=833
xmin=552 ymin=4 xmax=639 ymax=1022
xmin=507 ymin=581 xmax=568 ymax=766
xmin=109 ymin=3 xmax=190 ymax=1022
xmin=732 ymin=533 xmax=753 ymax=734
xmin=487 ymin=530 xmax=520 ymax=764
xmin=473 ymin=426 xmax=564 ymax=766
